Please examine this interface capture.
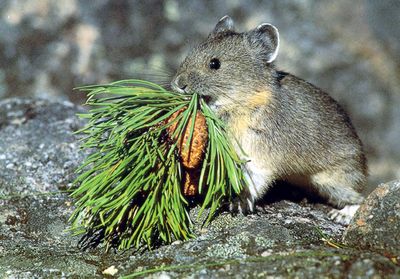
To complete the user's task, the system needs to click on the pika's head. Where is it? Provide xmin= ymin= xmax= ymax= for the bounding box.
xmin=171 ymin=16 xmax=280 ymax=110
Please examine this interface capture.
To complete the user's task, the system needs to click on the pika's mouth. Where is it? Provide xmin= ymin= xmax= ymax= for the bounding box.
xmin=199 ymin=95 xmax=222 ymax=111
xmin=201 ymin=95 xmax=213 ymax=104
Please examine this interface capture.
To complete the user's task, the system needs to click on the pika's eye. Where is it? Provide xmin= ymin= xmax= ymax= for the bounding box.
xmin=209 ymin=58 xmax=221 ymax=70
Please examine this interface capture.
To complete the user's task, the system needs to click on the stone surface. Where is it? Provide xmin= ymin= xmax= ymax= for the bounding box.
xmin=0 ymin=98 xmax=85 ymax=196
xmin=1 ymin=98 xmax=399 ymax=278
xmin=0 ymin=1 xmax=399 ymax=190
xmin=343 ymin=180 xmax=400 ymax=260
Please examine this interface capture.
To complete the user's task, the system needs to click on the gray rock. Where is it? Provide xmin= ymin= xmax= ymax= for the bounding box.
xmin=1 ymin=98 xmax=399 ymax=278
xmin=0 ymin=98 xmax=85 ymax=196
xmin=343 ymin=180 xmax=400 ymax=260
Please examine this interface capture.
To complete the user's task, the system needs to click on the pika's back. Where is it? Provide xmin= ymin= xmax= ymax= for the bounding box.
xmin=268 ymin=72 xmax=367 ymax=176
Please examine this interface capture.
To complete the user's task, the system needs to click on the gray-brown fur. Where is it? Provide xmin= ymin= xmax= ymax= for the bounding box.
xmin=172 ymin=16 xmax=367 ymax=212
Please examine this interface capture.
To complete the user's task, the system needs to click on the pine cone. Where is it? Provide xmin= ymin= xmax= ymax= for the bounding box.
xmin=166 ymin=108 xmax=208 ymax=196
xmin=166 ymin=109 xmax=208 ymax=169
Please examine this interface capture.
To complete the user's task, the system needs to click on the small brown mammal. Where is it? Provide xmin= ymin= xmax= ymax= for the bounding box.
xmin=171 ymin=16 xmax=367 ymax=223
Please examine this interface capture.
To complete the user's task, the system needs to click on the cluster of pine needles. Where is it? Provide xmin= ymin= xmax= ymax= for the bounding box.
xmin=69 ymin=79 xmax=249 ymax=250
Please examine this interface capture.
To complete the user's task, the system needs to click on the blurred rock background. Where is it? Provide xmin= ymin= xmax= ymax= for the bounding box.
xmin=0 ymin=0 xmax=399 ymax=191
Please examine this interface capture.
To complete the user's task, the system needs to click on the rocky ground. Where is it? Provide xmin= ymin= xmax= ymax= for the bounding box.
xmin=0 ymin=98 xmax=399 ymax=278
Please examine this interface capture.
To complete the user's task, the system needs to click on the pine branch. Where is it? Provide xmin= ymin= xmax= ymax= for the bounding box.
xmin=69 ymin=79 xmax=248 ymax=250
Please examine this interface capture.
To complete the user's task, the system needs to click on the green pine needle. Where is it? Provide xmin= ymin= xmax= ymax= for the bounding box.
xmin=69 ymin=79 xmax=249 ymax=250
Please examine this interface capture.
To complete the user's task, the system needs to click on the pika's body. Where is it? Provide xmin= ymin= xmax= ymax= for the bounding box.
xmin=172 ymin=16 xmax=367 ymax=219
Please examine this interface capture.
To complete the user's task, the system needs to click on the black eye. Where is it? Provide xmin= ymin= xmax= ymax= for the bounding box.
xmin=209 ymin=58 xmax=221 ymax=70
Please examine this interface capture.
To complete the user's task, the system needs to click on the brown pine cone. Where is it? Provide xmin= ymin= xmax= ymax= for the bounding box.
xmin=166 ymin=109 xmax=208 ymax=169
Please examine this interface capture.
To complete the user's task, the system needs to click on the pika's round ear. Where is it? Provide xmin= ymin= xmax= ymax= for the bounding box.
xmin=209 ymin=15 xmax=235 ymax=37
xmin=248 ymin=23 xmax=280 ymax=63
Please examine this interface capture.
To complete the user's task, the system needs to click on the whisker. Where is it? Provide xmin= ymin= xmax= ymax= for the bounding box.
xmin=146 ymin=65 xmax=174 ymax=76
xmin=129 ymin=67 xmax=173 ymax=88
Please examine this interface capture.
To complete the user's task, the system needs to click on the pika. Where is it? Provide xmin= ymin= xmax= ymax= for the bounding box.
xmin=171 ymin=16 xmax=367 ymax=223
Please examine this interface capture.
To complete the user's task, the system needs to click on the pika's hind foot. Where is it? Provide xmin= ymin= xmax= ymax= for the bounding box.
xmin=328 ymin=204 xmax=360 ymax=225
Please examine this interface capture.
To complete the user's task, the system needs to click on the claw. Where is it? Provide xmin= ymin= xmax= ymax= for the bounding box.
xmin=230 ymin=196 xmax=255 ymax=215
xmin=329 ymin=205 xmax=360 ymax=225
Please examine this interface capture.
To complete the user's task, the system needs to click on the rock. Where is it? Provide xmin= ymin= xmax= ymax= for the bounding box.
xmin=343 ymin=180 xmax=400 ymax=261
xmin=1 ymin=98 xmax=399 ymax=278
xmin=0 ymin=98 xmax=86 ymax=195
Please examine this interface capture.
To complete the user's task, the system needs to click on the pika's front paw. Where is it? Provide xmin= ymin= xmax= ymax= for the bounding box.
xmin=328 ymin=204 xmax=360 ymax=225
xmin=229 ymin=196 xmax=255 ymax=215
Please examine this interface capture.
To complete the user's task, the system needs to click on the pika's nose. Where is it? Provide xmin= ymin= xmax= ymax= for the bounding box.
xmin=171 ymin=74 xmax=188 ymax=93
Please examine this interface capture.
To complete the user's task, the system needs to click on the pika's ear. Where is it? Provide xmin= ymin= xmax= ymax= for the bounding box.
xmin=248 ymin=23 xmax=280 ymax=63
xmin=209 ymin=15 xmax=235 ymax=37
